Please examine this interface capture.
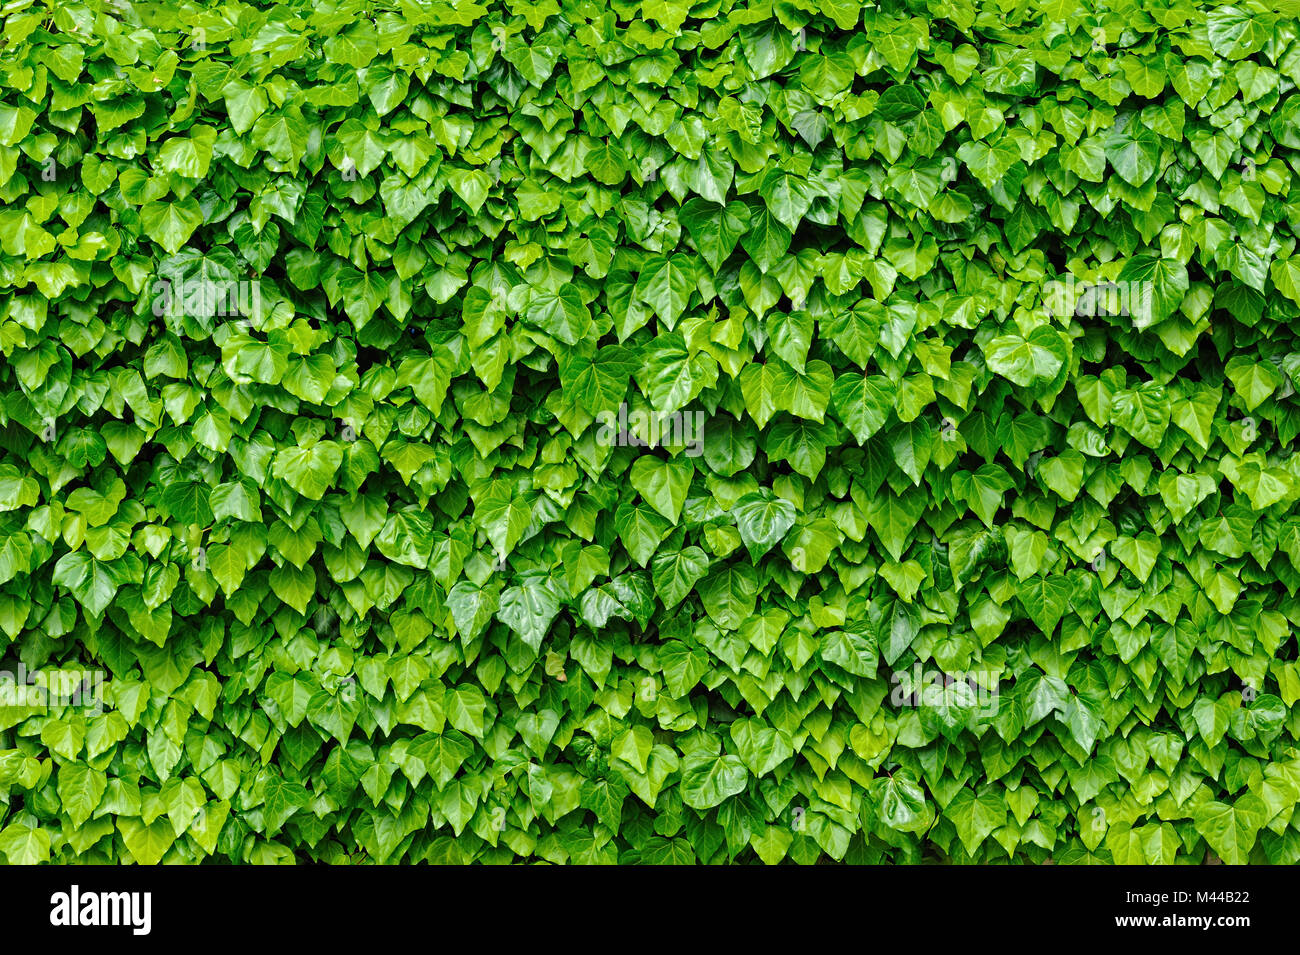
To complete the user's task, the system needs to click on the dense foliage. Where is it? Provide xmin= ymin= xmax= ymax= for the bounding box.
xmin=2 ymin=0 xmax=1300 ymax=865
